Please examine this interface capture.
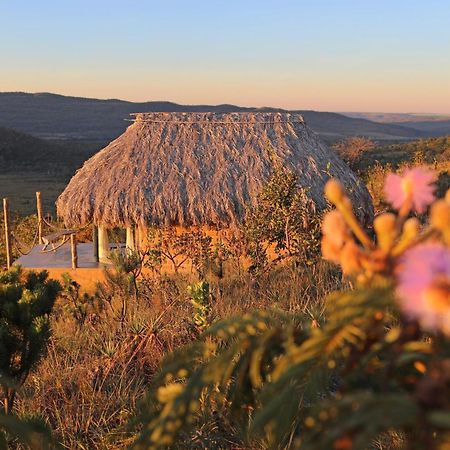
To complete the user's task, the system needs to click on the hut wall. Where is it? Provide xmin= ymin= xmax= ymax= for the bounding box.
xmin=136 ymin=225 xmax=281 ymax=276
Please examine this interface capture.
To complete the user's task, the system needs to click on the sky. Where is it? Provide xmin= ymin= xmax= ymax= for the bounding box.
xmin=1 ymin=0 xmax=450 ymax=113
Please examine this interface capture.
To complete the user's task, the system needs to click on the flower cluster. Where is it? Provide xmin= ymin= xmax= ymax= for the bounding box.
xmin=322 ymin=167 xmax=450 ymax=336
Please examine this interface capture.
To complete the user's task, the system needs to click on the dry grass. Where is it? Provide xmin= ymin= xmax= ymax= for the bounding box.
xmin=13 ymin=260 xmax=341 ymax=449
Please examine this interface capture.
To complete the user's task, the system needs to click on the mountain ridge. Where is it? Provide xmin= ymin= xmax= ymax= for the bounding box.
xmin=0 ymin=92 xmax=425 ymax=142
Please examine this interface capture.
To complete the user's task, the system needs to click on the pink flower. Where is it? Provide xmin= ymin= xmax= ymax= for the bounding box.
xmin=384 ymin=167 xmax=436 ymax=213
xmin=396 ymin=243 xmax=450 ymax=336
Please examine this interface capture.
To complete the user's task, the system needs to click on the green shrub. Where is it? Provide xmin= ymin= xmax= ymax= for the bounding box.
xmin=244 ymin=163 xmax=324 ymax=273
xmin=0 ymin=266 xmax=60 ymax=414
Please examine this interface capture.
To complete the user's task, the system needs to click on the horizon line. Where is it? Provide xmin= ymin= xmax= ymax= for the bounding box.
xmin=1 ymin=90 xmax=450 ymax=116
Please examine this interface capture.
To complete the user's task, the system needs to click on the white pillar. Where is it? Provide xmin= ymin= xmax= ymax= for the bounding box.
xmin=98 ymin=226 xmax=110 ymax=263
xmin=126 ymin=226 xmax=135 ymax=253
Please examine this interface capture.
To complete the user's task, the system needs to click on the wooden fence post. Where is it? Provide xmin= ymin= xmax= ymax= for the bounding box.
xmin=36 ymin=192 xmax=43 ymax=244
xmin=3 ymin=198 xmax=12 ymax=269
xmin=70 ymin=234 xmax=78 ymax=269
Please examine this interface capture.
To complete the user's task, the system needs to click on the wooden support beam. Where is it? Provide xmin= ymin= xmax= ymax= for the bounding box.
xmin=93 ymin=225 xmax=99 ymax=262
xmin=36 ymin=191 xmax=43 ymax=245
xmin=3 ymin=198 xmax=12 ymax=269
xmin=70 ymin=234 xmax=78 ymax=269
xmin=98 ymin=226 xmax=110 ymax=264
xmin=126 ymin=226 xmax=135 ymax=253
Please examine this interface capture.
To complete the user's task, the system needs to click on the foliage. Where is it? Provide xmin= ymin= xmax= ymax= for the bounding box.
xmin=59 ymin=273 xmax=101 ymax=328
xmin=0 ymin=413 xmax=55 ymax=449
xmin=96 ymin=250 xmax=144 ymax=324
xmin=187 ymin=281 xmax=211 ymax=332
xmin=364 ymin=162 xmax=392 ymax=213
xmin=364 ymin=160 xmax=449 ymax=215
xmin=364 ymin=136 xmax=450 ymax=168
xmin=15 ymin=259 xmax=339 ymax=449
xmin=132 ymin=170 xmax=450 ymax=450
xmin=0 ymin=266 xmax=60 ymax=415
xmin=244 ymin=164 xmax=324 ymax=273
xmin=332 ymin=136 xmax=375 ymax=171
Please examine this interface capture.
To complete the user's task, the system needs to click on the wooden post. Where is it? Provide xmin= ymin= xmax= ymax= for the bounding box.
xmin=93 ymin=225 xmax=99 ymax=262
xmin=36 ymin=191 xmax=43 ymax=244
xmin=3 ymin=198 xmax=12 ymax=269
xmin=70 ymin=234 xmax=78 ymax=269
xmin=98 ymin=226 xmax=110 ymax=264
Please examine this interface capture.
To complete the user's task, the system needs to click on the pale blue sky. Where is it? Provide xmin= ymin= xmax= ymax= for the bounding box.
xmin=1 ymin=0 xmax=449 ymax=112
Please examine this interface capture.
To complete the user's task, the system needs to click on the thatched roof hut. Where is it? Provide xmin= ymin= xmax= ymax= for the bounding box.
xmin=56 ymin=112 xmax=373 ymax=232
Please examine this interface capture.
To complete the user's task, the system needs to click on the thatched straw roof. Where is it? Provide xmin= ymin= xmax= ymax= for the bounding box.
xmin=56 ymin=112 xmax=373 ymax=228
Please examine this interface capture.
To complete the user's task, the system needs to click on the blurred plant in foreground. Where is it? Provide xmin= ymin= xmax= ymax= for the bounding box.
xmin=132 ymin=167 xmax=450 ymax=450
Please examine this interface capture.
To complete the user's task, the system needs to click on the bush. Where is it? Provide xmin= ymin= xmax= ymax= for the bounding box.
xmin=0 ymin=267 xmax=60 ymax=415
xmin=244 ymin=163 xmax=324 ymax=273
xmin=332 ymin=137 xmax=375 ymax=171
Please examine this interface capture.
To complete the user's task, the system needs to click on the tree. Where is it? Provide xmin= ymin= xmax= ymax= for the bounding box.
xmin=0 ymin=266 xmax=60 ymax=414
xmin=332 ymin=137 xmax=376 ymax=170
xmin=244 ymin=163 xmax=323 ymax=272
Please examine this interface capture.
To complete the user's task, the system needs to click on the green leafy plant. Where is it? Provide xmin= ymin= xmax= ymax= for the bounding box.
xmin=244 ymin=163 xmax=324 ymax=273
xmin=0 ymin=266 xmax=60 ymax=415
xmin=187 ymin=281 xmax=211 ymax=332
xmin=96 ymin=250 xmax=144 ymax=324
xmin=59 ymin=273 xmax=101 ymax=328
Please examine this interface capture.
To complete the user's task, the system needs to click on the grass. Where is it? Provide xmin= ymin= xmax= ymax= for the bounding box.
xmin=13 ymin=261 xmax=341 ymax=449
xmin=0 ymin=173 xmax=68 ymax=216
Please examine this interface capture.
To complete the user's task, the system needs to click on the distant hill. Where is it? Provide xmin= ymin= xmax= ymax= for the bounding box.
xmin=388 ymin=120 xmax=450 ymax=137
xmin=342 ymin=112 xmax=450 ymax=122
xmin=0 ymin=126 xmax=101 ymax=174
xmin=0 ymin=92 xmax=425 ymax=143
xmin=341 ymin=112 xmax=450 ymax=137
